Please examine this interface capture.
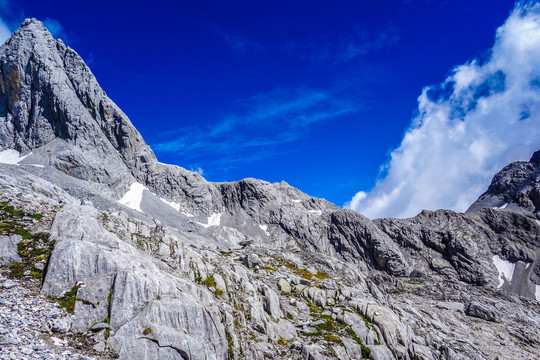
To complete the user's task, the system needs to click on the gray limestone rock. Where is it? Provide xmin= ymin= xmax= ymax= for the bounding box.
xmin=465 ymin=301 xmax=501 ymax=322
xmin=0 ymin=235 xmax=22 ymax=265
xmin=243 ymin=253 xmax=263 ymax=268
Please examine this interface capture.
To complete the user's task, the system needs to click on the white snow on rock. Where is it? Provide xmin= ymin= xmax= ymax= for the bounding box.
xmin=536 ymin=220 xmax=540 ymax=226
xmin=0 ymin=149 xmax=30 ymax=164
xmin=292 ymin=199 xmax=301 ymax=204
xmin=309 ymin=210 xmax=322 ymax=216
xmin=536 ymin=285 xmax=540 ymax=301
xmin=118 ymin=182 xmax=147 ymax=212
xmin=492 ymin=255 xmax=516 ymax=289
xmin=160 ymin=197 xmax=181 ymax=211
xmin=198 ymin=213 xmax=222 ymax=228
xmin=259 ymin=224 xmax=270 ymax=236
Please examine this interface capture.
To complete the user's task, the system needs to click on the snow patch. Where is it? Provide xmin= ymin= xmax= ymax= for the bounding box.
xmin=492 ymin=203 xmax=508 ymax=210
xmin=536 ymin=220 xmax=540 ymax=226
xmin=309 ymin=210 xmax=322 ymax=216
xmin=492 ymin=255 xmax=516 ymax=289
xmin=27 ymin=164 xmax=44 ymax=168
xmin=292 ymin=199 xmax=301 ymax=203
xmin=198 ymin=213 xmax=222 ymax=228
xmin=536 ymin=285 xmax=540 ymax=301
xmin=158 ymin=197 xmax=194 ymax=217
xmin=160 ymin=198 xmax=181 ymax=212
xmin=0 ymin=149 xmax=30 ymax=164
xmin=259 ymin=224 xmax=270 ymax=236
xmin=118 ymin=182 xmax=147 ymax=212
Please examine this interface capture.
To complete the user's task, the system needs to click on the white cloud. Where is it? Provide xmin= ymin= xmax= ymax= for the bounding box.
xmin=192 ymin=167 xmax=204 ymax=176
xmin=43 ymin=18 xmax=68 ymax=41
xmin=346 ymin=2 xmax=540 ymax=219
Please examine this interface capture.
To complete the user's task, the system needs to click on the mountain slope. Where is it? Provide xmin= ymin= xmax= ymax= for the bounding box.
xmin=0 ymin=19 xmax=539 ymax=360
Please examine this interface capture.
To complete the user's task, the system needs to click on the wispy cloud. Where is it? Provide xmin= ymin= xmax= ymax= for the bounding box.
xmin=214 ymin=27 xmax=264 ymax=55
xmin=309 ymin=26 xmax=400 ymax=64
xmin=346 ymin=2 xmax=540 ymax=219
xmin=335 ymin=27 xmax=400 ymax=63
xmin=43 ymin=17 xmax=69 ymax=42
xmin=0 ymin=16 xmax=9 ymax=44
xmin=152 ymin=87 xmax=358 ymax=167
xmin=0 ymin=0 xmax=17 ymax=44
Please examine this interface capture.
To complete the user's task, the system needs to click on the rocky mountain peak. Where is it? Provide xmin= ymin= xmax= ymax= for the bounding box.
xmin=467 ymin=150 xmax=540 ymax=219
xmin=0 ymin=18 xmax=157 ymax=188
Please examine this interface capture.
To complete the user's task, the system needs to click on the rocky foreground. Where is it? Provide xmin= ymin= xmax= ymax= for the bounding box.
xmin=0 ymin=19 xmax=539 ymax=360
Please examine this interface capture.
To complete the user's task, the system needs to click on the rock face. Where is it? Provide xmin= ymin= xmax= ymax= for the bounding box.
xmin=0 ymin=19 xmax=540 ymax=360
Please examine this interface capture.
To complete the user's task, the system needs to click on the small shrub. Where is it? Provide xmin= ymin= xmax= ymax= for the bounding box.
xmin=361 ymin=344 xmax=371 ymax=358
xmin=201 ymin=276 xmax=216 ymax=288
xmin=143 ymin=327 xmax=152 ymax=335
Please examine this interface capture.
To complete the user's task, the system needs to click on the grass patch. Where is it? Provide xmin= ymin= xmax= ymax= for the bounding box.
xmin=201 ymin=276 xmax=225 ymax=297
xmin=1 ymin=201 xmax=53 ymax=280
xmin=143 ymin=327 xmax=152 ymax=335
xmin=201 ymin=276 xmax=216 ymax=288
xmin=279 ymin=260 xmax=329 ymax=282
xmin=54 ymin=285 xmax=80 ymax=314
xmin=30 ymin=213 xmax=42 ymax=220
xmin=286 ymin=312 xmax=294 ymax=320
xmin=8 ymin=262 xmax=25 ymax=277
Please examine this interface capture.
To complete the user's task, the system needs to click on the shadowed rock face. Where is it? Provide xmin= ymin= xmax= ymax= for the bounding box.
xmin=1 ymin=19 xmax=540 ymax=360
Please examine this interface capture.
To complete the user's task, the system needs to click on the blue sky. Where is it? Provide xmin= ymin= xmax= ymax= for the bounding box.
xmin=2 ymin=0 xmax=539 ymax=217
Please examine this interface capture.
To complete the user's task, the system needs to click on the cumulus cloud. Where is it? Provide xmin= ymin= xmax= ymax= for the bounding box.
xmin=346 ymin=2 xmax=540 ymax=219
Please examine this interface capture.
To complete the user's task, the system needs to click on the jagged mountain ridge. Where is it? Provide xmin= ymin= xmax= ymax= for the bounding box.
xmin=0 ymin=19 xmax=539 ymax=360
